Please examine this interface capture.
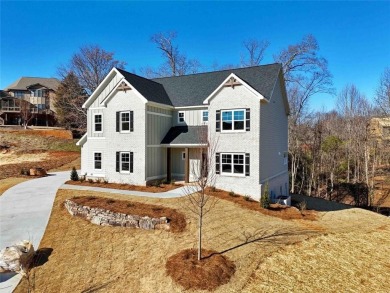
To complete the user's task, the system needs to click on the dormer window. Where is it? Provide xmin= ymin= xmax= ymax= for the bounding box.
xmin=178 ymin=111 xmax=185 ymax=123
xmin=94 ymin=114 xmax=103 ymax=132
xmin=202 ymin=110 xmax=208 ymax=123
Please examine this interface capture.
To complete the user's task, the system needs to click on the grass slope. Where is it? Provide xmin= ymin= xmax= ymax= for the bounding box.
xmin=15 ymin=189 xmax=390 ymax=292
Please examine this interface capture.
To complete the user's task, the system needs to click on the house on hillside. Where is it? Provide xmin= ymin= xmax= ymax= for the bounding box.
xmin=370 ymin=117 xmax=390 ymax=146
xmin=77 ymin=64 xmax=290 ymax=201
xmin=1 ymin=77 xmax=60 ymax=126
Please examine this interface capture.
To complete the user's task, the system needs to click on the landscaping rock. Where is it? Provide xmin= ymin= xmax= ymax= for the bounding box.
xmin=0 ymin=240 xmax=35 ymax=276
xmin=64 ymin=199 xmax=170 ymax=231
xmin=29 ymin=167 xmax=47 ymax=176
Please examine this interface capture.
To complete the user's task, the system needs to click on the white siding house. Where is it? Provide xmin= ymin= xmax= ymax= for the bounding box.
xmin=78 ymin=64 xmax=290 ymax=202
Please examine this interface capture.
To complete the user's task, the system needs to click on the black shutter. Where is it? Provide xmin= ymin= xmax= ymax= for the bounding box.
xmin=130 ymin=152 xmax=134 ymax=173
xmin=246 ymin=109 xmax=250 ymax=131
xmin=116 ymin=152 xmax=120 ymax=172
xmin=245 ymin=153 xmax=250 ymax=176
xmin=216 ymin=153 xmax=220 ymax=174
xmin=116 ymin=112 xmax=120 ymax=132
xmin=216 ymin=110 xmax=221 ymax=132
xmin=130 ymin=111 xmax=134 ymax=132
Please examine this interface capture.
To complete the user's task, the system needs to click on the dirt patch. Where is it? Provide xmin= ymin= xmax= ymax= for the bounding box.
xmin=0 ymin=151 xmax=80 ymax=179
xmin=70 ymin=196 xmax=186 ymax=233
xmin=66 ymin=180 xmax=183 ymax=193
xmin=166 ymin=248 xmax=235 ymax=291
xmin=0 ymin=128 xmax=72 ymax=139
xmin=206 ymin=187 xmax=317 ymax=221
xmin=0 ymin=152 xmax=49 ymax=166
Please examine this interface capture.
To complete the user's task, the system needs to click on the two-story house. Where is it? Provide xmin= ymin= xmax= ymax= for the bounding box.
xmin=77 ymin=63 xmax=289 ymax=201
xmin=1 ymin=77 xmax=60 ymax=126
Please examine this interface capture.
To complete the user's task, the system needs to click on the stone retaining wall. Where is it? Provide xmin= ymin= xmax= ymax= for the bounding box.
xmin=64 ymin=199 xmax=170 ymax=230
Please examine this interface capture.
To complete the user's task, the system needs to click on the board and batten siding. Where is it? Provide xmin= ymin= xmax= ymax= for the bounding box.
xmin=259 ymin=75 xmax=289 ymax=197
xmin=145 ymin=105 xmax=173 ymax=180
xmin=173 ymin=108 xmax=207 ymax=126
xmin=89 ymin=73 xmax=123 ymax=108
xmin=208 ymin=84 xmax=261 ymax=200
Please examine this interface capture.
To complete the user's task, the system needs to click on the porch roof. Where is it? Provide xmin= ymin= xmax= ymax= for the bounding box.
xmin=161 ymin=125 xmax=207 ymax=147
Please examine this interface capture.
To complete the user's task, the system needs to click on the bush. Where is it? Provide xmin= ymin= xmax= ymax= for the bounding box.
xmin=20 ymin=168 xmax=29 ymax=176
xmin=211 ymin=186 xmax=216 ymax=192
xmin=260 ymin=182 xmax=270 ymax=209
xmin=244 ymin=195 xmax=252 ymax=201
xmin=70 ymin=167 xmax=79 ymax=181
xmin=88 ymin=179 xmax=94 ymax=183
xmin=229 ymin=190 xmax=238 ymax=197
xmin=297 ymin=201 xmax=307 ymax=214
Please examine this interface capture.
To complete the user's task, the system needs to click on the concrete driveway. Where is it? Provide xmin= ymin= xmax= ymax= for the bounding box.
xmin=0 ymin=171 xmax=69 ymax=292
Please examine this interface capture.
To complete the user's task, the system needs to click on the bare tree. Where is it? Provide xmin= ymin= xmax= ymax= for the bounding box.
xmin=20 ymin=99 xmax=35 ymax=129
xmin=375 ymin=67 xmax=390 ymax=116
xmin=182 ymin=127 xmax=218 ymax=261
xmin=54 ymin=72 xmax=88 ymax=131
xmin=274 ymin=35 xmax=335 ymax=193
xmin=59 ymin=45 xmax=126 ymax=94
xmin=241 ymin=39 xmax=269 ymax=67
xmin=146 ymin=31 xmax=201 ymax=77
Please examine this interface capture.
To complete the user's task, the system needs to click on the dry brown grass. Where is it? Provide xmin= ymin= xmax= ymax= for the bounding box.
xmin=166 ymin=248 xmax=236 ymax=291
xmin=15 ymin=190 xmax=390 ymax=292
xmin=66 ymin=179 xmax=183 ymax=192
xmin=70 ymin=196 xmax=186 ymax=233
xmin=0 ymin=177 xmax=30 ymax=196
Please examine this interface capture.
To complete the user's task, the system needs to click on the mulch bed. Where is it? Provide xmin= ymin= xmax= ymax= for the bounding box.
xmin=0 ymin=151 xmax=80 ymax=179
xmin=65 ymin=180 xmax=183 ymax=193
xmin=70 ymin=196 xmax=186 ymax=233
xmin=206 ymin=187 xmax=317 ymax=221
xmin=166 ymin=248 xmax=236 ymax=291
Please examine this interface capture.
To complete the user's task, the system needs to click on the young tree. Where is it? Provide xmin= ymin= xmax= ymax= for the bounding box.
xmin=59 ymin=45 xmax=126 ymax=94
xmin=54 ymin=72 xmax=87 ymax=131
xmin=19 ymin=99 xmax=35 ymax=129
xmin=375 ymin=67 xmax=390 ymax=116
xmin=183 ymin=127 xmax=218 ymax=261
xmin=240 ymin=39 xmax=269 ymax=67
xmin=145 ymin=31 xmax=201 ymax=77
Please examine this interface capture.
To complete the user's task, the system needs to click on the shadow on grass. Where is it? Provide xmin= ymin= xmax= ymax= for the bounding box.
xmin=203 ymin=228 xmax=318 ymax=259
xmin=32 ymin=248 xmax=53 ymax=268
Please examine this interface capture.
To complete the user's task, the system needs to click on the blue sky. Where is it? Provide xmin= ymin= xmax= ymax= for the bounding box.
xmin=1 ymin=1 xmax=389 ymax=111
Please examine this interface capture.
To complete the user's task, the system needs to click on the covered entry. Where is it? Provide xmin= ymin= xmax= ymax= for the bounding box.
xmin=161 ymin=126 xmax=207 ymax=183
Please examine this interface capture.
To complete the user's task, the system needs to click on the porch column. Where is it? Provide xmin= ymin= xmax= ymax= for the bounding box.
xmin=184 ymin=147 xmax=189 ymax=183
xmin=167 ymin=147 xmax=171 ymax=182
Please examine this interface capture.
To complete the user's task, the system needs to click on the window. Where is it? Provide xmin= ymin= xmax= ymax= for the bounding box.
xmin=202 ymin=110 xmax=208 ymax=123
xmin=221 ymin=109 xmax=245 ymax=131
xmin=121 ymin=112 xmax=130 ymax=132
xmin=283 ymin=152 xmax=288 ymax=165
xmin=14 ymin=91 xmax=24 ymax=98
xmin=94 ymin=153 xmax=102 ymax=170
xmin=94 ymin=114 xmax=102 ymax=132
xmin=178 ymin=111 xmax=185 ymax=123
xmin=31 ymin=89 xmax=44 ymax=97
xmin=116 ymin=111 xmax=133 ymax=132
xmin=182 ymin=151 xmax=186 ymax=160
xmin=216 ymin=153 xmax=249 ymax=176
xmin=117 ymin=151 xmax=133 ymax=173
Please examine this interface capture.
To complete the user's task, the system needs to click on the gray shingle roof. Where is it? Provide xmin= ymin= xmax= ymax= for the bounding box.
xmin=116 ymin=68 xmax=172 ymax=106
xmin=4 ymin=77 xmax=60 ymax=91
xmin=118 ymin=63 xmax=281 ymax=107
xmin=152 ymin=63 xmax=281 ymax=107
xmin=161 ymin=126 xmax=208 ymax=145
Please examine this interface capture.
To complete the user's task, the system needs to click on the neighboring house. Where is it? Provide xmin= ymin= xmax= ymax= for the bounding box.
xmin=77 ymin=64 xmax=289 ymax=201
xmin=1 ymin=77 xmax=60 ymax=126
xmin=370 ymin=117 xmax=390 ymax=144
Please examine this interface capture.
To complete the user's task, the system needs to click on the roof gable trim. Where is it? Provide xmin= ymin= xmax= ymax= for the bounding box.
xmin=203 ymin=73 xmax=268 ymax=104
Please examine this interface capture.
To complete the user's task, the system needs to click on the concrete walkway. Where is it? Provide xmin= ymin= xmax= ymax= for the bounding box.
xmin=60 ymin=183 xmax=199 ymax=198
xmin=0 ymin=171 xmax=69 ymax=292
xmin=0 ymin=173 xmax=198 ymax=292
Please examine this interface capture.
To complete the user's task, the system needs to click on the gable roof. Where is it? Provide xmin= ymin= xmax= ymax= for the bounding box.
xmin=4 ymin=77 xmax=60 ymax=91
xmin=151 ymin=63 xmax=281 ymax=107
xmin=116 ymin=69 xmax=172 ymax=106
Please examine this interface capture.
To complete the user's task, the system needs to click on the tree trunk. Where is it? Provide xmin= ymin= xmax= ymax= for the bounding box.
xmin=198 ymin=206 xmax=203 ymax=261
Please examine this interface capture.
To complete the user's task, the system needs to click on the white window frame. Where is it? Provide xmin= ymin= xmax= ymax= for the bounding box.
xmin=120 ymin=151 xmax=131 ymax=173
xmin=221 ymin=109 xmax=246 ymax=132
xmin=201 ymin=110 xmax=208 ymax=123
xmin=181 ymin=151 xmax=186 ymax=160
xmin=220 ymin=153 xmax=245 ymax=177
xmin=94 ymin=152 xmax=102 ymax=170
xmin=178 ymin=111 xmax=185 ymax=124
xmin=93 ymin=113 xmax=103 ymax=133
xmin=120 ymin=111 xmax=131 ymax=133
